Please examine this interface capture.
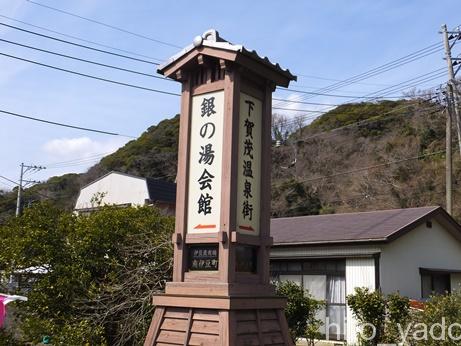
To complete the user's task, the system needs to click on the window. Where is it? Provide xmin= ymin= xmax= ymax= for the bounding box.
xmin=273 ymin=259 xmax=346 ymax=340
xmin=421 ymin=270 xmax=451 ymax=298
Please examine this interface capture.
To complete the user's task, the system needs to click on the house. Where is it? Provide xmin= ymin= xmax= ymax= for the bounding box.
xmin=74 ymin=171 xmax=176 ymax=214
xmin=269 ymin=206 xmax=461 ymax=344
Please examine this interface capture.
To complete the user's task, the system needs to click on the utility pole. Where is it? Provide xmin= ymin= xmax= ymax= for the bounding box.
xmin=15 ymin=163 xmax=46 ymax=216
xmin=15 ymin=163 xmax=24 ymax=217
xmin=441 ymin=24 xmax=461 ymax=215
xmin=445 ymin=96 xmax=453 ymax=214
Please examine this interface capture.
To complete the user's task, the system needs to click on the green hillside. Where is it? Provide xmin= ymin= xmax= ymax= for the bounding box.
xmin=2 ymin=98 xmax=460 ymax=221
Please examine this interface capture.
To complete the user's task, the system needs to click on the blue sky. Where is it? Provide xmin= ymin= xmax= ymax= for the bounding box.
xmin=0 ymin=0 xmax=459 ymax=189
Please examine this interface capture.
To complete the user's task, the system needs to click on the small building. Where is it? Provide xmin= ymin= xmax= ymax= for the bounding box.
xmin=74 ymin=171 xmax=176 ymax=214
xmin=269 ymin=206 xmax=461 ymax=344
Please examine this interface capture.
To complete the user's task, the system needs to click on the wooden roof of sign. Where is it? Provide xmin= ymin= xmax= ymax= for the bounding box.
xmin=157 ymin=29 xmax=297 ymax=87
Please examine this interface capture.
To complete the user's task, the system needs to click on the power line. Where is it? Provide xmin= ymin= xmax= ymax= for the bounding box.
xmin=278 ymin=43 xmax=444 ymax=106
xmin=4 ymin=46 xmax=438 ymax=129
xmin=0 ymin=181 xmax=15 ymax=189
xmin=43 ymin=152 xmax=112 ymax=167
xmin=367 ymin=76 xmax=445 ymax=102
xmin=45 ymin=159 xmax=104 ymax=169
xmin=0 ymin=108 xmax=136 ymax=137
xmin=0 ymin=22 xmax=160 ymax=65
xmin=271 ymin=107 xmax=439 ymax=155
xmin=0 ymin=48 xmax=376 ymax=108
xmin=0 ymin=51 xmax=181 ymax=97
xmin=1 ymin=22 xmax=437 ymax=107
xmin=272 ymin=98 xmax=340 ymax=107
xmin=273 ymin=82 xmax=439 ymax=123
xmin=283 ymin=82 xmax=394 ymax=94
xmin=272 ymin=150 xmax=445 ymax=187
xmin=0 ymin=174 xmax=70 ymax=202
xmin=276 ymin=82 xmax=443 ymax=132
xmin=295 ymin=74 xmax=393 ymax=87
xmin=272 ymin=107 xmax=327 ymax=114
xmin=275 ymin=87 xmax=404 ymax=99
xmin=356 ymin=68 xmax=446 ymax=101
xmin=278 ymin=187 xmax=450 ymax=215
xmin=0 ymin=38 xmax=172 ymax=80
xmin=45 ymin=157 xmax=108 ymax=169
xmin=275 ymin=69 xmax=444 ymax=109
xmin=280 ymin=101 xmax=443 ymax=141
xmin=26 ymin=0 xmax=181 ymax=49
xmin=300 ymin=71 xmax=447 ymax=116
xmin=0 ymin=174 xmax=18 ymax=186
xmin=292 ymin=43 xmax=443 ymax=101
xmin=0 ymin=14 xmax=162 ymax=63
xmin=276 ymin=77 xmax=445 ymax=124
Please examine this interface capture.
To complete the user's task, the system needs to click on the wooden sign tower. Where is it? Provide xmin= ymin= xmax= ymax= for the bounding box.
xmin=145 ymin=29 xmax=296 ymax=346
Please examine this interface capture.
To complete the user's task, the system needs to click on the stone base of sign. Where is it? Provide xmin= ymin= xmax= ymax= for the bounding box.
xmin=144 ymin=294 xmax=294 ymax=346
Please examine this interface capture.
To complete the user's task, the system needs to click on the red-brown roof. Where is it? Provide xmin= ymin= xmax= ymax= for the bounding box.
xmin=270 ymin=206 xmax=461 ymax=245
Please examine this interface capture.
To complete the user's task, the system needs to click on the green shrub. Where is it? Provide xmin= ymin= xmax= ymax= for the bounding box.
xmin=0 ymin=329 xmax=17 ymax=346
xmin=275 ymin=280 xmax=325 ymax=344
xmin=412 ymin=290 xmax=461 ymax=345
xmin=347 ymin=287 xmax=410 ymax=345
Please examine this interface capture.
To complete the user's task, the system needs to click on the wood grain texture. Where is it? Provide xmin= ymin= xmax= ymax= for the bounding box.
xmin=258 ymin=82 xmax=273 ymax=285
xmin=182 ymin=309 xmax=193 ymax=346
xmin=173 ymin=77 xmax=192 ymax=283
xmin=144 ymin=307 xmax=165 ymax=346
xmin=191 ymin=79 xmax=225 ymax=96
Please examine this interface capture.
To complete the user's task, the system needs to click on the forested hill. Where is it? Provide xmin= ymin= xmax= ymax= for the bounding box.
xmin=0 ymin=115 xmax=180 ymax=220
xmin=2 ymin=97 xmax=460 ymax=221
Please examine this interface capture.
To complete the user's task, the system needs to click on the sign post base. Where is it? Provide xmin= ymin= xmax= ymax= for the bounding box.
xmin=144 ymin=293 xmax=293 ymax=346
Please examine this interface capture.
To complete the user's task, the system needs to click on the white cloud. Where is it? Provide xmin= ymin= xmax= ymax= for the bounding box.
xmin=42 ymin=136 xmax=128 ymax=161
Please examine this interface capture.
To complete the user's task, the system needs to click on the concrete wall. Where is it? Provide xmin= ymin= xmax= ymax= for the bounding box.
xmin=345 ymin=258 xmax=375 ymax=345
xmin=380 ymin=219 xmax=461 ymax=299
xmin=75 ymin=172 xmax=149 ymax=210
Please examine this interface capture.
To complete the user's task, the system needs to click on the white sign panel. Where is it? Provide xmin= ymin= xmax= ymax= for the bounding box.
xmin=236 ymin=93 xmax=262 ymax=235
xmin=187 ymin=91 xmax=224 ymax=234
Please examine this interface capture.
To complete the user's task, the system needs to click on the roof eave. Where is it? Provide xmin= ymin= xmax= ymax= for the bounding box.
xmin=158 ymin=46 xmax=296 ymax=87
xmin=157 ymin=45 xmax=239 ymax=79
xmin=272 ymin=238 xmax=389 ymax=247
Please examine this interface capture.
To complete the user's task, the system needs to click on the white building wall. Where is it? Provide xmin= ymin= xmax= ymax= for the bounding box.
xmin=75 ymin=172 xmax=149 ymax=210
xmin=345 ymin=258 xmax=375 ymax=345
xmin=380 ymin=219 xmax=461 ymax=299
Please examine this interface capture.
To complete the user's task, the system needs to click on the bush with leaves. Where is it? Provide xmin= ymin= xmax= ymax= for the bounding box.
xmin=275 ymin=280 xmax=325 ymax=344
xmin=0 ymin=329 xmax=16 ymax=346
xmin=409 ymin=290 xmax=461 ymax=345
xmin=347 ymin=287 xmax=410 ymax=345
xmin=0 ymin=202 xmax=174 ymax=345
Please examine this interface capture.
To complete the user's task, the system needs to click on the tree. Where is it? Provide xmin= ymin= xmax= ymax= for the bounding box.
xmin=0 ymin=203 xmax=174 ymax=345
xmin=272 ymin=113 xmax=296 ymax=143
